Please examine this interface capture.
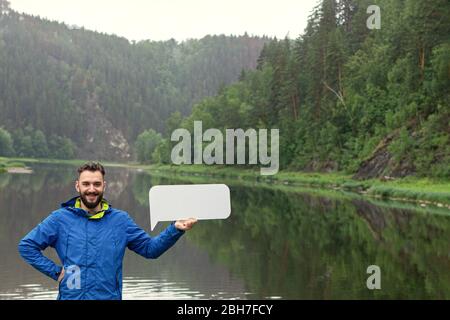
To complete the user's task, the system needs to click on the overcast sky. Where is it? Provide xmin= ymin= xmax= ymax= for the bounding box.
xmin=9 ymin=0 xmax=319 ymax=42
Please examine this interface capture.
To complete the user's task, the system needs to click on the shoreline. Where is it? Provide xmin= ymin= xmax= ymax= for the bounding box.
xmin=146 ymin=164 xmax=450 ymax=209
xmin=5 ymin=167 xmax=33 ymax=174
xmin=0 ymin=158 xmax=28 ymax=173
xmin=1 ymin=157 xmax=449 ymax=208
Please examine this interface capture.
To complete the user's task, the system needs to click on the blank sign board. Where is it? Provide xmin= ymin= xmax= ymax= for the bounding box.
xmin=149 ymin=184 xmax=231 ymax=230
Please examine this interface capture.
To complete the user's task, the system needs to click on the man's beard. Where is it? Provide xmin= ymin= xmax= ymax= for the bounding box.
xmin=79 ymin=191 xmax=104 ymax=209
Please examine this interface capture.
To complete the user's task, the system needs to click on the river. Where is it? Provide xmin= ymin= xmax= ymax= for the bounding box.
xmin=0 ymin=162 xmax=448 ymax=299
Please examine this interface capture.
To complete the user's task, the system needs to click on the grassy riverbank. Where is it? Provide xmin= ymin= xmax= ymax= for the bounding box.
xmin=146 ymin=164 xmax=450 ymax=207
xmin=2 ymin=157 xmax=449 ymax=207
xmin=0 ymin=157 xmax=26 ymax=173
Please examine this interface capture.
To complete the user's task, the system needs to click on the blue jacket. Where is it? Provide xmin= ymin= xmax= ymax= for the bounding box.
xmin=18 ymin=196 xmax=184 ymax=300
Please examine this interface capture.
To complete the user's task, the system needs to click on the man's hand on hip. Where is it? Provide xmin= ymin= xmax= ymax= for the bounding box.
xmin=57 ymin=268 xmax=65 ymax=283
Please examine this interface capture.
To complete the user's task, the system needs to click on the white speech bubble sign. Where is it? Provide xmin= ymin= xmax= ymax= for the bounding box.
xmin=149 ymin=184 xmax=231 ymax=231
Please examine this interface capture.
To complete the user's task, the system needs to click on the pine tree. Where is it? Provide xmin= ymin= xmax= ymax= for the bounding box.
xmin=0 ymin=0 xmax=10 ymax=15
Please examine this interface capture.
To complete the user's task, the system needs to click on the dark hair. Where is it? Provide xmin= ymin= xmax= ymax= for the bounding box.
xmin=77 ymin=161 xmax=105 ymax=177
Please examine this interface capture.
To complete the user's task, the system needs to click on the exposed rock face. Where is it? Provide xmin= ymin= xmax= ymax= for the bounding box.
xmin=353 ymin=146 xmax=392 ymax=180
xmin=78 ymin=94 xmax=131 ymax=161
xmin=353 ymin=132 xmax=415 ymax=180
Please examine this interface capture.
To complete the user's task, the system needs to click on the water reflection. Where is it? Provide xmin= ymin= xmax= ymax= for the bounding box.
xmin=0 ymin=163 xmax=449 ymax=299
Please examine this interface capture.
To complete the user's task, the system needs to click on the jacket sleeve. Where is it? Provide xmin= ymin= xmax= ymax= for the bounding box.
xmin=126 ymin=215 xmax=184 ymax=259
xmin=18 ymin=213 xmax=62 ymax=281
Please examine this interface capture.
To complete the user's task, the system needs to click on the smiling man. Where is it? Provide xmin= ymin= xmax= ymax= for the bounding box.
xmin=18 ymin=161 xmax=197 ymax=300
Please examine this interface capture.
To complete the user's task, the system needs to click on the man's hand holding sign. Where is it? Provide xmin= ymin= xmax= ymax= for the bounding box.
xmin=174 ymin=218 xmax=198 ymax=231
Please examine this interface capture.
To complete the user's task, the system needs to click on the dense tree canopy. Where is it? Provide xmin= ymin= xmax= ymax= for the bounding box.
xmin=0 ymin=7 xmax=268 ymax=159
xmin=1 ymin=0 xmax=448 ymax=178
xmin=156 ymin=0 xmax=449 ymax=178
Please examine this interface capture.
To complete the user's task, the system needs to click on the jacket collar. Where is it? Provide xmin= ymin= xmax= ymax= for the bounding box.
xmin=61 ymin=196 xmax=111 ymax=219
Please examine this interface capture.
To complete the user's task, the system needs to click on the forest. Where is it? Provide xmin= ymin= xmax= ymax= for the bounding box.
xmin=0 ymin=0 xmax=269 ymax=160
xmin=149 ymin=0 xmax=449 ymax=179
xmin=0 ymin=0 xmax=449 ymax=179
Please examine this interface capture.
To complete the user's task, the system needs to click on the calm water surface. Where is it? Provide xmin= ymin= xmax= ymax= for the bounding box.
xmin=0 ymin=163 xmax=448 ymax=299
